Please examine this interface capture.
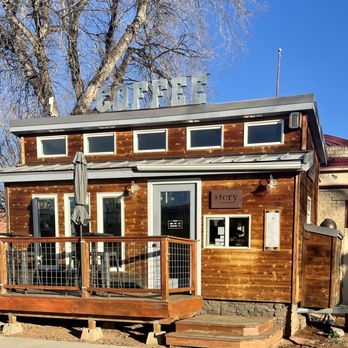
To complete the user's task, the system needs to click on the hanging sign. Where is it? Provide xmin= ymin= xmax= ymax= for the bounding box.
xmin=95 ymin=75 xmax=207 ymax=112
xmin=210 ymin=190 xmax=242 ymax=209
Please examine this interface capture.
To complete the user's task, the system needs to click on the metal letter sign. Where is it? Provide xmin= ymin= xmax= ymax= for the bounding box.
xmin=95 ymin=74 xmax=207 ymax=112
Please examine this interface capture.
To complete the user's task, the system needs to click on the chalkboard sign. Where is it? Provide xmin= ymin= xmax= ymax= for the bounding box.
xmin=264 ymin=210 xmax=280 ymax=249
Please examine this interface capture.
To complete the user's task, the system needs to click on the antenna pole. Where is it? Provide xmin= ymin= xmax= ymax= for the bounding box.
xmin=276 ymin=48 xmax=282 ymax=97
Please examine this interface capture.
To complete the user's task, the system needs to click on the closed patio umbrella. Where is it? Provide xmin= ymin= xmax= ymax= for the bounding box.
xmin=72 ymin=151 xmax=89 ymax=239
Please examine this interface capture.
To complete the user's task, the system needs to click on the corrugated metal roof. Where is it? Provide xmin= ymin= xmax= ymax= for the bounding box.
xmin=0 ymin=152 xmax=311 ymax=174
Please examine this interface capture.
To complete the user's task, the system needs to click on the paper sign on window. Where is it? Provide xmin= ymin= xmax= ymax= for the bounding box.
xmin=264 ymin=210 xmax=280 ymax=249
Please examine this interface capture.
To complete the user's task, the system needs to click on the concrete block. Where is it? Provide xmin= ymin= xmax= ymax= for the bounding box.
xmin=2 ymin=322 xmax=23 ymax=336
xmin=80 ymin=327 xmax=103 ymax=342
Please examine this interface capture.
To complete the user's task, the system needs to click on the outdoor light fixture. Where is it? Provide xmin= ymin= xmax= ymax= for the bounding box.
xmin=267 ymin=175 xmax=277 ymax=190
xmin=125 ymin=180 xmax=139 ymax=197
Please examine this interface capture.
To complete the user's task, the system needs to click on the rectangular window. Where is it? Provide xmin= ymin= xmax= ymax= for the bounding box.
xmin=187 ymin=125 xmax=223 ymax=150
xmin=64 ymin=194 xmax=90 ymax=237
xmin=97 ymin=193 xmax=124 ymax=270
xmin=134 ymin=129 xmax=167 ymax=152
xmin=84 ymin=133 xmax=115 ymax=155
xmin=204 ymin=214 xmax=250 ymax=248
xmin=37 ymin=136 xmax=67 ymax=157
xmin=244 ymin=120 xmax=284 ymax=146
xmin=32 ymin=194 xmax=59 ymax=268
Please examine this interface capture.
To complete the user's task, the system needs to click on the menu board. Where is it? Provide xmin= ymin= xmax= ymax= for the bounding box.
xmin=264 ymin=210 xmax=280 ymax=249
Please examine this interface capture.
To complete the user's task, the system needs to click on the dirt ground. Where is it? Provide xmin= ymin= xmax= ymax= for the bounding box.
xmin=1 ymin=315 xmax=348 ymax=347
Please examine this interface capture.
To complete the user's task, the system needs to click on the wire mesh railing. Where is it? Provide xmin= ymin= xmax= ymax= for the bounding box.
xmin=0 ymin=235 xmax=197 ymax=299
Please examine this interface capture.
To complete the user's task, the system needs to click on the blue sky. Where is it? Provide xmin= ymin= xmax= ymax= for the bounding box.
xmin=209 ymin=0 xmax=348 ymax=139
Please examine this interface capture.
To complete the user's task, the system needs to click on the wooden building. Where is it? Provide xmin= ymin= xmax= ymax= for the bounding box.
xmin=0 ymin=93 xmax=336 ymax=336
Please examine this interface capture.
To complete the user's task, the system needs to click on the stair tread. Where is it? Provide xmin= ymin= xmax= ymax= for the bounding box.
xmin=167 ymin=326 xmax=282 ymax=342
xmin=176 ymin=315 xmax=274 ymax=328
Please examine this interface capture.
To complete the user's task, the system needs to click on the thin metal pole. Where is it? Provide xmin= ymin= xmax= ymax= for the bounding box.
xmin=276 ymin=48 xmax=282 ymax=97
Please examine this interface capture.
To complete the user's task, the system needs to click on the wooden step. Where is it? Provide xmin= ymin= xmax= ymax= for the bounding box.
xmin=166 ymin=325 xmax=283 ymax=348
xmin=175 ymin=315 xmax=274 ymax=336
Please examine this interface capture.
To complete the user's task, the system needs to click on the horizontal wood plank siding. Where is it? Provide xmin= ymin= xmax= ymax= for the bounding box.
xmin=22 ymin=117 xmax=301 ymax=165
xmin=7 ymin=180 xmax=148 ymax=237
xmin=201 ymin=174 xmax=295 ymax=303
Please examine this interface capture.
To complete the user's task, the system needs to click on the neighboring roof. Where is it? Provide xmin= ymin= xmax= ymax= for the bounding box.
xmin=324 ymin=134 xmax=348 ymax=147
xmin=304 ymin=223 xmax=344 ymax=240
xmin=0 ymin=151 xmax=313 ymax=183
xmin=8 ymin=93 xmax=327 ymax=164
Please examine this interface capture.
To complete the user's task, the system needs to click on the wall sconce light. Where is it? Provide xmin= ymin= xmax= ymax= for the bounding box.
xmin=125 ymin=180 xmax=139 ymax=197
xmin=267 ymin=175 xmax=277 ymax=190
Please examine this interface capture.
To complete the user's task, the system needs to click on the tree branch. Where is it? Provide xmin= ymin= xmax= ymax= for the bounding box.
xmin=72 ymin=0 xmax=149 ymax=114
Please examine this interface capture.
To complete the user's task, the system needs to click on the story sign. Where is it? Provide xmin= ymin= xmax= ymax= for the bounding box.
xmin=210 ymin=189 xmax=242 ymax=209
xmin=95 ymin=75 xmax=207 ymax=112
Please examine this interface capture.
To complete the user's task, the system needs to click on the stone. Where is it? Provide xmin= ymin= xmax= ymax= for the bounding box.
xmin=146 ymin=331 xmax=166 ymax=345
xmin=2 ymin=322 xmax=23 ymax=335
xmin=331 ymin=327 xmax=345 ymax=338
xmin=80 ymin=327 xmax=103 ymax=341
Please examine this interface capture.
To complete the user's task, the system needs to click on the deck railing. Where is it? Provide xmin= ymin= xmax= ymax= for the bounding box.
xmin=0 ymin=235 xmax=197 ymax=300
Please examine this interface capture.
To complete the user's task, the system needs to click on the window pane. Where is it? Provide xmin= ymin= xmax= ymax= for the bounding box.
xmin=37 ymin=198 xmax=56 ymax=237
xmin=137 ymin=132 xmax=166 ymax=151
xmin=160 ymin=191 xmax=190 ymax=238
xmin=190 ymin=128 xmax=222 ymax=148
xmin=229 ymin=217 xmax=249 ymax=247
xmin=207 ymin=217 xmax=225 ymax=246
xmin=41 ymin=138 xmax=66 ymax=156
xmin=88 ymin=135 xmax=114 ymax=153
xmin=247 ymin=123 xmax=282 ymax=144
xmin=69 ymin=197 xmax=90 ymax=235
xmin=103 ymin=197 xmax=121 ymax=236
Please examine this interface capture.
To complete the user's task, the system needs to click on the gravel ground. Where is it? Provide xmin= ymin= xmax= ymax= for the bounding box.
xmin=1 ymin=315 xmax=348 ymax=347
xmin=0 ymin=316 xmax=158 ymax=347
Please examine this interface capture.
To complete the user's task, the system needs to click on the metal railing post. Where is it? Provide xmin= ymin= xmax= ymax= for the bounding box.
xmin=160 ymin=238 xmax=169 ymax=300
xmin=0 ymin=241 xmax=7 ymax=294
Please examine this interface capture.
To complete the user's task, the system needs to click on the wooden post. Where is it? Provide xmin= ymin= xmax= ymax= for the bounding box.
xmin=80 ymin=240 xmax=90 ymax=298
xmin=8 ymin=314 xmax=17 ymax=325
xmin=160 ymin=238 xmax=169 ymax=300
xmin=0 ymin=241 xmax=7 ymax=294
xmin=88 ymin=318 xmax=96 ymax=330
xmin=191 ymin=241 xmax=197 ymax=296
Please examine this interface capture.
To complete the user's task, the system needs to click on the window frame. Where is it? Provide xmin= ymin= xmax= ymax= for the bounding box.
xmin=204 ymin=214 xmax=251 ymax=249
xmin=83 ymin=132 xmax=116 ymax=155
xmin=133 ymin=129 xmax=168 ymax=153
xmin=244 ymin=119 xmax=284 ymax=147
xmin=187 ymin=125 xmax=224 ymax=150
xmin=37 ymin=135 xmax=68 ymax=158
xmin=306 ymin=196 xmax=312 ymax=224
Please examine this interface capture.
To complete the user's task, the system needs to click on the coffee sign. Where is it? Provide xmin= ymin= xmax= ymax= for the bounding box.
xmin=210 ymin=190 xmax=242 ymax=209
xmin=95 ymin=75 xmax=207 ymax=112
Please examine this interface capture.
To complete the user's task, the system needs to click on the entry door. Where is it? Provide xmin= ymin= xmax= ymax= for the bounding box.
xmin=150 ymin=183 xmax=196 ymax=289
xmin=153 ymin=183 xmax=196 ymax=239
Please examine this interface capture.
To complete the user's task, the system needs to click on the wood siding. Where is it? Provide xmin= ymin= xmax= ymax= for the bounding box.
xmin=6 ymin=179 xmax=148 ymax=237
xmin=7 ymin=173 xmax=297 ymax=303
xmin=22 ymin=117 xmax=301 ymax=165
xmin=201 ymin=174 xmax=296 ymax=303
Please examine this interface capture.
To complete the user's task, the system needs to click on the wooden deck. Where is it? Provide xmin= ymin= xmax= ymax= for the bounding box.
xmin=0 ymin=235 xmax=202 ymax=323
xmin=0 ymin=293 xmax=202 ymax=321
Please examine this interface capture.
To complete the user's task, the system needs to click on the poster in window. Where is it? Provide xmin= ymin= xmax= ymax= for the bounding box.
xmin=264 ymin=210 xmax=280 ymax=249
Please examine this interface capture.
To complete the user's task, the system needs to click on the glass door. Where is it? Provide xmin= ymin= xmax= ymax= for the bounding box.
xmin=150 ymin=183 xmax=196 ymax=289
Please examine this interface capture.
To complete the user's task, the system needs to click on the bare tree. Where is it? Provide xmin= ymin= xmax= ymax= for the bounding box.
xmin=0 ymin=0 xmax=263 ymax=118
